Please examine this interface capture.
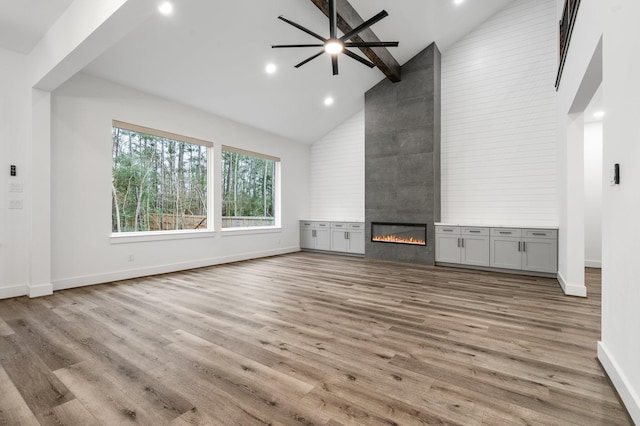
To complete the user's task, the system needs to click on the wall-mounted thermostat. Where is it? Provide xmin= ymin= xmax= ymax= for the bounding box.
xmin=610 ymin=163 xmax=620 ymax=186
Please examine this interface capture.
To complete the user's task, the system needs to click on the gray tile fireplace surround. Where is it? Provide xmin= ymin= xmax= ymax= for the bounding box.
xmin=364 ymin=43 xmax=441 ymax=265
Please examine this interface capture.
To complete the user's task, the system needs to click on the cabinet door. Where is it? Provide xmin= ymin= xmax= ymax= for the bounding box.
xmin=300 ymin=228 xmax=315 ymax=249
xmin=347 ymin=230 xmax=365 ymax=254
xmin=331 ymin=229 xmax=348 ymax=252
xmin=490 ymin=237 xmax=522 ymax=270
xmin=315 ymin=228 xmax=331 ymax=251
xmin=435 ymin=234 xmax=461 ymax=263
xmin=522 ymin=238 xmax=558 ymax=273
xmin=461 ymin=236 xmax=490 ymax=266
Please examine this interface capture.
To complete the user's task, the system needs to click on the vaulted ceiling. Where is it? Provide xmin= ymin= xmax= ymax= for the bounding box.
xmin=1 ymin=0 xmax=515 ymax=143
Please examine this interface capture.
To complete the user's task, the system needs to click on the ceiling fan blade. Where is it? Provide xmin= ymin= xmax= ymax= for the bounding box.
xmin=329 ymin=0 xmax=337 ymax=39
xmin=332 ymin=54 xmax=339 ymax=75
xmin=278 ymin=16 xmax=326 ymax=42
xmin=294 ymin=50 xmax=325 ymax=68
xmin=344 ymin=41 xmax=399 ymax=48
xmin=343 ymin=49 xmax=375 ymax=68
xmin=272 ymin=44 xmax=324 ymax=48
xmin=340 ymin=10 xmax=389 ymax=41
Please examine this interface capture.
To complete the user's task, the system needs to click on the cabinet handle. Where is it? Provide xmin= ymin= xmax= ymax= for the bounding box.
xmin=522 ymin=241 xmax=526 ymax=252
xmin=532 ymin=232 xmax=546 ymax=236
xmin=461 ymin=238 xmax=464 ymax=248
xmin=312 ymin=230 xmax=317 ymax=238
xmin=500 ymin=231 xmax=512 ymax=235
xmin=469 ymin=230 xmax=480 ymax=233
xmin=344 ymin=232 xmax=348 ymax=240
xmin=518 ymin=241 xmax=521 ymax=252
xmin=457 ymin=238 xmax=460 ymax=247
xmin=352 ymin=225 xmax=360 ymax=228
xmin=443 ymin=229 xmax=453 ymax=232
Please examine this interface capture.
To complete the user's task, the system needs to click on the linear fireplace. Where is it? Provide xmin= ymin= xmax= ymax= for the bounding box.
xmin=371 ymin=222 xmax=427 ymax=246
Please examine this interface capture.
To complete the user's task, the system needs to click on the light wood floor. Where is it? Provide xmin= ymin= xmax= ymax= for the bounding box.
xmin=0 ymin=252 xmax=631 ymax=425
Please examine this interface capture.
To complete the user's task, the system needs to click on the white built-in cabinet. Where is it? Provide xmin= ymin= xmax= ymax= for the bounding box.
xmin=435 ymin=226 xmax=490 ymax=267
xmin=300 ymin=221 xmax=364 ymax=255
xmin=300 ymin=221 xmax=331 ymax=251
xmin=436 ymin=225 xmax=558 ymax=276
xmin=330 ymin=222 xmax=365 ymax=254
xmin=489 ymin=228 xmax=558 ymax=274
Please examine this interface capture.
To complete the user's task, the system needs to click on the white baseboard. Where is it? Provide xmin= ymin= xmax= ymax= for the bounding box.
xmin=556 ymin=271 xmax=587 ymax=297
xmin=0 ymin=284 xmax=27 ymax=300
xmin=585 ymin=260 xmax=602 ymax=268
xmin=598 ymin=341 xmax=640 ymax=424
xmin=53 ymin=246 xmax=300 ymax=291
xmin=28 ymin=283 xmax=53 ymax=298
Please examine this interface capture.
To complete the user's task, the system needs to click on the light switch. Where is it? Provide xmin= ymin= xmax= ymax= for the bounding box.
xmin=9 ymin=182 xmax=23 ymax=192
xmin=9 ymin=200 xmax=23 ymax=209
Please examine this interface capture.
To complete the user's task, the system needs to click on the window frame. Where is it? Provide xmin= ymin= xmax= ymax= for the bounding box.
xmin=110 ymin=120 xmax=214 ymax=239
xmin=220 ymin=145 xmax=281 ymax=232
xmin=109 ymin=120 xmax=282 ymax=244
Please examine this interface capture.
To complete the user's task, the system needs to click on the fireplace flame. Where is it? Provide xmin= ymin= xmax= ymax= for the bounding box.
xmin=372 ymin=235 xmax=426 ymax=245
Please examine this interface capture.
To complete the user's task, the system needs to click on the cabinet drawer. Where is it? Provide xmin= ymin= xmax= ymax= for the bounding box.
xmin=300 ymin=221 xmax=314 ymax=228
xmin=491 ymin=228 xmax=522 ymax=237
xmin=316 ymin=222 xmax=330 ymax=228
xmin=331 ymin=222 xmax=347 ymax=229
xmin=348 ymin=223 xmax=364 ymax=230
xmin=524 ymin=229 xmax=557 ymax=239
xmin=436 ymin=226 xmax=460 ymax=235
xmin=462 ymin=227 xmax=489 ymax=236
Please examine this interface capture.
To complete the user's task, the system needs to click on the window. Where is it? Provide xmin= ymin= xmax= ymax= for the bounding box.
xmin=111 ymin=121 xmax=211 ymax=233
xmin=222 ymin=147 xmax=279 ymax=228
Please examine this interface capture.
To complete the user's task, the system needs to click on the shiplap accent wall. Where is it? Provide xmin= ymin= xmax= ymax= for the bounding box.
xmin=441 ymin=0 xmax=558 ymax=226
xmin=309 ymin=110 xmax=364 ymax=222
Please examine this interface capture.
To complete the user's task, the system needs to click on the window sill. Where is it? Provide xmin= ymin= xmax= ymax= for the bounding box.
xmin=110 ymin=230 xmax=216 ymax=244
xmin=221 ymin=226 xmax=282 ymax=237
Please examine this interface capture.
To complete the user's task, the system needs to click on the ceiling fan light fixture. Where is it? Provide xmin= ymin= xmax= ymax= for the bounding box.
xmin=324 ymin=40 xmax=344 ymax=55
xmin=272 ymin=0 xmax=397 ymax=76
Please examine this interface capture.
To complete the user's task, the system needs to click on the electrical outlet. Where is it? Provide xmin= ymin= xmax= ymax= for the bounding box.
xmin=9 ymin=200 xmax=23 ymax=209
xmin=128 ymin=254 xmax=135 ymax=262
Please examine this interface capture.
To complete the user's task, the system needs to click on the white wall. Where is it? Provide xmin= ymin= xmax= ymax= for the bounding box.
xmin=583 ymin=121 xmax=602 ymax=268
xmin=598 ymin=0 xmax=640 ymax=422
xmin=309 ymin=109 xmax=364 ymax=222
xmin=50 ymin=72 xmax=309 ymax=289
xmin=440 ymin=0 xmax=558 ymax=227
xmin=555 ymin=0 xmax=603 ymax=297
xmin=0 ymin=48 xmax=30 ymax=299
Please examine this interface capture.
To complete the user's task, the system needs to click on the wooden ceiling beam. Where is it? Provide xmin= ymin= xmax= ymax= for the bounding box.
xmin=309 ymin=0 xmax=401 ymax=82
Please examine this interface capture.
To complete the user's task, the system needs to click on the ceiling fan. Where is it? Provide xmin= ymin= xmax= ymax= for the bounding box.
xmin=272 ymin=0 xmax=399 ymax=75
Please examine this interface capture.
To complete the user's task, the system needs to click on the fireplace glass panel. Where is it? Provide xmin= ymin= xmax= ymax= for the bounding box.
xmin=371 ymin=222 xmax=426 ymax=246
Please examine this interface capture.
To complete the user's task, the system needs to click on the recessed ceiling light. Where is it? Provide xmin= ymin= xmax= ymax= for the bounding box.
xmin=324 ymin=97 xmax=334 ymax=106
xmin=593 ymin=111 xmax=605 ymax=118
xmin=454 ymin=0 xmax=465 ymax=5
xmin=265 ymin=63 xmax=277 ymax=74
xmin=158 ymin=2 xmax=173 ymax=15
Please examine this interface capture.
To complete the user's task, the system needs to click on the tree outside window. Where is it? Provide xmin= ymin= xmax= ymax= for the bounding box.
xmin=111 ymin=122 xmax=210 ymax=233
xmin=222 ymin=148 xmax=277 ymax=228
